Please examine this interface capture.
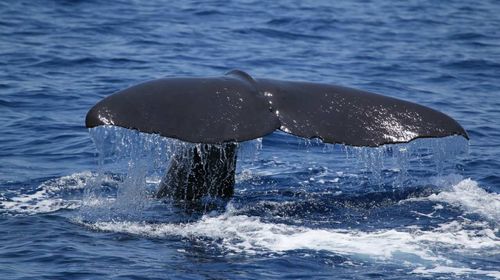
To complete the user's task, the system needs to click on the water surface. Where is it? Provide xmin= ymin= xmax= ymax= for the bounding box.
xmin=1 ymin=1 xmax=499 ymax=279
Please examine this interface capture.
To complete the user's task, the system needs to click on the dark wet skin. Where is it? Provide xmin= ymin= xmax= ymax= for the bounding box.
xmin=86 ymin=70 xmax=469 ymax=201
xmin=156 ymin=143 xmax=238 ymax=201
xmin=86 ymin=70 xmax=468 ymax=147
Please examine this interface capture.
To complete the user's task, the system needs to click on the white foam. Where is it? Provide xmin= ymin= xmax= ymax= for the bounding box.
xmin=0 ymin=171 xmax=94 ymax=215
xmin=78 ymin=206 xmax=500 ymax=278
xmin=428 ymin=179 xmax=500 ymax=222
xmin=81 ymin=207 xmax=499 ymax=261
xmin=403 ymin=178 xmax=500 ymax=222
xmin=412 ymin=265 xmax=500 ymax=279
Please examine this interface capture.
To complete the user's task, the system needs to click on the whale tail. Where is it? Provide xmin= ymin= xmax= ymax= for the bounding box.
xmin=86 ymin=70 xmax=468 ymax=200
xmin=156 ymin=143 xmax=237 ymax=200
xmin=86 ymin=70 xmax=468 ymax=147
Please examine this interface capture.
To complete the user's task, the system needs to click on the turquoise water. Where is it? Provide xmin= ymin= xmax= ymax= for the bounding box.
xmin=1 ymin=1 xmax=499 ymax=279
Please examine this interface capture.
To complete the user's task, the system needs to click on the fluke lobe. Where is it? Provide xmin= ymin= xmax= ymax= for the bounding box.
xmin=86 ymin=70 xmax=468 ymax=200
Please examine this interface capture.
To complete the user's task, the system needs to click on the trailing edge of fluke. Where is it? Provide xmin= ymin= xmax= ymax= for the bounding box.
xmin=86 ymin=70 xmax=468 ymax=147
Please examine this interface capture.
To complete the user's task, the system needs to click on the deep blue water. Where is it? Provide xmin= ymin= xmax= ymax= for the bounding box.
xmin=1 ymin=0 xmax=500 ymax=279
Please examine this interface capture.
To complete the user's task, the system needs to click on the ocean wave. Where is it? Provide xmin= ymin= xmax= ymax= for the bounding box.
xmin=80 ymin=206 xmax=499 ymax=277
xmin=442 ymin=59 xmax=500 ymax=71
xmin=235 ymin=27 xmax=330 ymax=40
xmin=412 ymin=265 xmax=500 ymax=279
xmin=402 ymin=178 xmax=500 ymax=222
xmin=0 ymin=171 xmax=94 ymax=215
xmin=2 ymin=169 xmax=499 ymax=278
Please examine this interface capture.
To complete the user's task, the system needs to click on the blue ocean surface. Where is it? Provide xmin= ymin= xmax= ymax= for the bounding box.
xmin=1 ymin=0 xmax=499 ymax=279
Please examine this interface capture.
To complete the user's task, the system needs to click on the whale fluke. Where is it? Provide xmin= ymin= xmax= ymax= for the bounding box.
xmin=86 ymin=70 xmax=468 ymax=201
xmin=86 ymin=70 xmax=468 ymax=147
xmin=86 ymin=70 xmax=278 ymax=144
xmin=155 ymin=143 xmax=238 ymax=201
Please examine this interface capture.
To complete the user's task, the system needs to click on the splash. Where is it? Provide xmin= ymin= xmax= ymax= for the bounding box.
xmin=1 ymin=127 xmax=469 ymax=219
xmin=403 ymin=177 xmax=500 ymax=223
xmin=3 ymin=126 xmax=495 ymax=278
xmin=0 ymin=171 xmax=97 ymax=215
xmin=343 ymin=136 xmax=468 ymax=187
xmin=257 ymin=131 xmax=469 ymax=193
xmin=81 ymin=209 xmax=497 ymax=258
xmin=412 ymin=266 xmax=500 ymax=278
xmin=81 ymin=126 xmax=178 ymax=220
xmin=79 ymin=126 xmax=264 ymax=220
xmin=78 ymin=127 xmax=471 ymax=218
xmin=79 ymin=200 xmax=499 ymax=278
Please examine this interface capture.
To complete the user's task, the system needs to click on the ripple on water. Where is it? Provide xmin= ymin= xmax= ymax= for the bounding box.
xmin=1 ymin=0 xmax=500 ymax=278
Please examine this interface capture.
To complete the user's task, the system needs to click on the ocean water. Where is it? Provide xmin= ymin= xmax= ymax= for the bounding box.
xmin=1 ymin=0 xmax=499 ymax=279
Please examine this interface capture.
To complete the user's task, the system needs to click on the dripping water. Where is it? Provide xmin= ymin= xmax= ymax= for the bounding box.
xmin=80 ymin=126 xmax=264 ymax=221
xmin=80 ymin=127 xmax=468 ymax=222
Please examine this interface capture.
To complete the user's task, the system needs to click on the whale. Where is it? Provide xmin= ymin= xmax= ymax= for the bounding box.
xmin=86 ymin=70 xmax=468 ymax=201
